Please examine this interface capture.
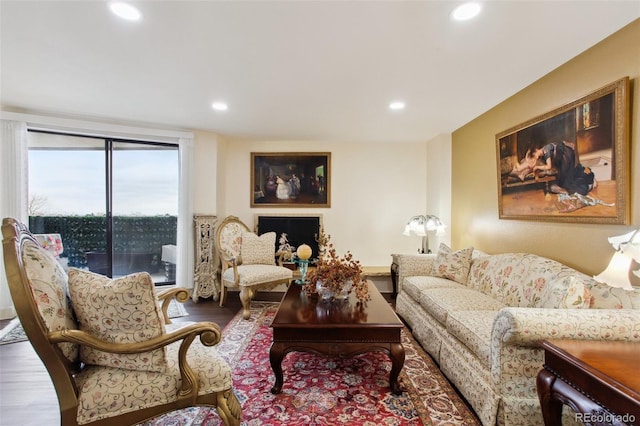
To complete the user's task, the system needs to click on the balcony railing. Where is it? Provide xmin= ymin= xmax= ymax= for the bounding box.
xmin=29 ymin=215 xmax=177 ymax=276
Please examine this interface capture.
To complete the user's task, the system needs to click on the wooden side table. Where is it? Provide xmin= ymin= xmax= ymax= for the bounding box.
xmin=537 ymin=339 xmax=640 ymax=425
xmin=390 ymin=254 xmax=400 ymax=297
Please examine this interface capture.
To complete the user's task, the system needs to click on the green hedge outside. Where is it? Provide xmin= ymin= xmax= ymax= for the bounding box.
xmin=29 ymin=215 xmax=177 ymax=269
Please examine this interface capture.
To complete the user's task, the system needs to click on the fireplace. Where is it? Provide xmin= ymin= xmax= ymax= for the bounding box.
xmin=255 ymin=215 xmax=323 ymax=260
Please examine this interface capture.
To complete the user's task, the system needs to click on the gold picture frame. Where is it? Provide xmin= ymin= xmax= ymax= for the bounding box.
xmin=496 ymin=77 xmax=630 ymax=224
xmin=251 ymin=152 xmax=331 ymax=208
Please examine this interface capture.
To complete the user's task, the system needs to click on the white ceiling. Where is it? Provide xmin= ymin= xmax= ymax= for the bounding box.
xmin=1 ymin=1 xmax=638 ymax=143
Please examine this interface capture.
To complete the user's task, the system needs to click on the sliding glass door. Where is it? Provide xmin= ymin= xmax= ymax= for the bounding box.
xmin=28 ymin=131 xmax=179 ymax=284
xmin=111 ymin=142 xmax=179 ymax=283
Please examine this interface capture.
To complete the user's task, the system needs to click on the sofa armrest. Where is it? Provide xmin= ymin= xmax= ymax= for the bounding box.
xmin=490 ymin=307 xmax=640 ymax=399
xmin=489 ymin=307 xmax=640 ymax=394
xmin=393 ymin=253 xmax=435 ymax=293
xmin=493 ymin=307 xmax=640 ymax=347
xmin=157 ymin=287 xmax=190 ymax=324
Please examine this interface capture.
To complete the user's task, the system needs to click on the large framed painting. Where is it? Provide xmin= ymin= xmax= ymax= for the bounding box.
xmin=251 ymin=152 xmax=331 ymax=207
xmin=496 ymin=77 xmax=630 ymax=224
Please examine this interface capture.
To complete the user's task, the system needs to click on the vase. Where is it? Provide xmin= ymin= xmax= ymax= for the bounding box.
xmin=316 ymin=279 xmax=352 ymax=300
xmin=336 ymin=279 xmax=352 ymax=300
xmin=315 ymin=280 xmax=333 ymax=300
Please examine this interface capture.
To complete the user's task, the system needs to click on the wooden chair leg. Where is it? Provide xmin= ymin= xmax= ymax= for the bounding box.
xmin=239 ymin=287 xmax=255 ymax=320
xmin=216 ymin=388 xmax=242 ymax=426
xmin=219 ymin=284 xmax=228 ymax=307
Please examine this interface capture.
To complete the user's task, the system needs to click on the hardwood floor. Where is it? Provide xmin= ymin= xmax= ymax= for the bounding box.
xmin=0 ymin=292 xmax=282 ymax=426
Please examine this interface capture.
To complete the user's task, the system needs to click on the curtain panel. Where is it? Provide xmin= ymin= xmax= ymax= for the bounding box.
xmin=0 ymin=120 xmax=28 ymax=318
xmin=177 ymin=137 xmax=195 ymax=289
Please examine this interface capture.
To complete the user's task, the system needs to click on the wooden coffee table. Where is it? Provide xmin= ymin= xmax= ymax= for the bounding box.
xmin=537 ymin=339 xmax=640 ymax=425
xmin=269 ymin=280 xmax=405 ymax=395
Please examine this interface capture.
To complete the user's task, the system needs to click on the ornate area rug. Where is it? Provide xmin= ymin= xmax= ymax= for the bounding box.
xmin=143 ymin=302 xmax=480 ymax=426
xmin=0 ymin=299 xmax=189 ymax=346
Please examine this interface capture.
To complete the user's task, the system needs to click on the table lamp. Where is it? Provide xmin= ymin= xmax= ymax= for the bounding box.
xmin=161 ymin=244 xmax=177 ymax=281
xmin=403 ymin=215 xmax=445 ymax=254
xmin=593 ymin=229 xmax=640 ymax=290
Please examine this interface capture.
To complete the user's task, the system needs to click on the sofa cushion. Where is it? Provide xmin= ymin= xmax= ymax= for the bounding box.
xmin=540 ymin=276 xmax=593 ymax=309
xmin=222 ymin=264 xmax=292 ymax=287
xmin=431 ymin=243 xmax=474 ymax=285
xmin=241 ymin=231 xmax=276 ymax=265
xmin=68 ymin=269 xmax=168 ymax=372
xmin=446 ymin=310 xmax=498 ymax=368
xmin=402 ymin=275 xmax=466 ymax=302
xmin=419 ymin=288 xmax=506 ymax=324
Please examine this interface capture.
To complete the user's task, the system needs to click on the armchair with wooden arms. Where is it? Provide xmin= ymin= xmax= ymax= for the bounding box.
xmin=215 ymin=215 xmax=293 ymax=320
xmin=1 ymin=218 xmax=242 ymax=426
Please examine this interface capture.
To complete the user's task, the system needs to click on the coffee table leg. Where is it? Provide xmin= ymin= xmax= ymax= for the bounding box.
xmin=269 ymin=343 xmax=285 ymax=394
xmin=389 ymin=343 xmax=405 ymax=395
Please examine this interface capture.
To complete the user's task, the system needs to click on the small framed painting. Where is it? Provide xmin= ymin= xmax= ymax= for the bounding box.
xmin=251 ymin=152 xmax=331 ymax=208
xmin=496 ymin=77 xmax=630 ymax=224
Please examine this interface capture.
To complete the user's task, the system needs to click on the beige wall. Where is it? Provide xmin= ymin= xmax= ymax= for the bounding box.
xmin=193 ymin=130 xmax=219 ymax=215
xmin=426 ymin=133 xmax=452 ymax=248
xmin=451 ymin=19 xmax=640 ymax=275
xmin=214 ymin=138 xmax=429 ymax=265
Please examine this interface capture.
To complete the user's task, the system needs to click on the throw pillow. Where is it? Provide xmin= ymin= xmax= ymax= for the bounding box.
xmin=431 ymin=243 xmax=474 ymax=285
xmin=22 ymin=243 xmax=79 ymax=363
xmin=240 ymin=232 xmax=276 ymax=265
xmin=540 ymin=275 xmax=593 ymax=309
xmin=586 ymin=281 xmax=640 ymax=309
xmin=67 ymin=269 xmax=168 ymax=372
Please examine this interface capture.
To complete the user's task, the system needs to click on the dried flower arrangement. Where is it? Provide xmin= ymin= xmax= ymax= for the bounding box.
xmin=304 ymin=233 xmax=370 ymax=302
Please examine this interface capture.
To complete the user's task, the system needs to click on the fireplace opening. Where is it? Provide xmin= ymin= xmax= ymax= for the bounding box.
xmin=255 ymin=215 xmax=322 ymax=260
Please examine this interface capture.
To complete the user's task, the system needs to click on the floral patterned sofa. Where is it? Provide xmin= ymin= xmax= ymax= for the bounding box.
xmin=394 ymin=245 xmax=640 ymax=426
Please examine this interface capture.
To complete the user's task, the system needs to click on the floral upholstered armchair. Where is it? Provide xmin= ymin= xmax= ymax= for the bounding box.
xmin=215 ymin=215 xmax=293 ymax=320
xmin=1 ymin=218 xmax=242 ymax=426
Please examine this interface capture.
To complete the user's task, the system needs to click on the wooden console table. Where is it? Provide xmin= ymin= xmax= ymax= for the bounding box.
xmin=537 ymin=339 xmax=640 ymax=425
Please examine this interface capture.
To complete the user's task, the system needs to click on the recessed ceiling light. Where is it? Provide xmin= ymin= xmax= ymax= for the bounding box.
xmin=451 ymin=2 xmax=482 ymax=21
xmin=389 ymin=101 xmax=406 ymax=111
xmin=211 ymin=102 xmax=228 ymax=111
xmin=109 ymin=2 xmax=142 ymax=21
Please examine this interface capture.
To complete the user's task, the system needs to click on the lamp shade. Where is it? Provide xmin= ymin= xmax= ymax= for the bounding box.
xmin=402 ymin=214 xmax=446 ymax=254
xmin=608 ymin=230 xmax=636 ymax=249
xmin=593 ymin=251 xmax=634 ymax=290
xmin=593 ymin=229 xmax=640 ymax=290
xmin=402 ymin=215 xmax=445 ymax=236
xmin=161 ymin=245 xmax=177 ymax=264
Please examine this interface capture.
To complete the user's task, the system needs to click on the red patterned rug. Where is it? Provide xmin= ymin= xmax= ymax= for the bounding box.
xmin=142 ymin=302 xmax=480 ymax=426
